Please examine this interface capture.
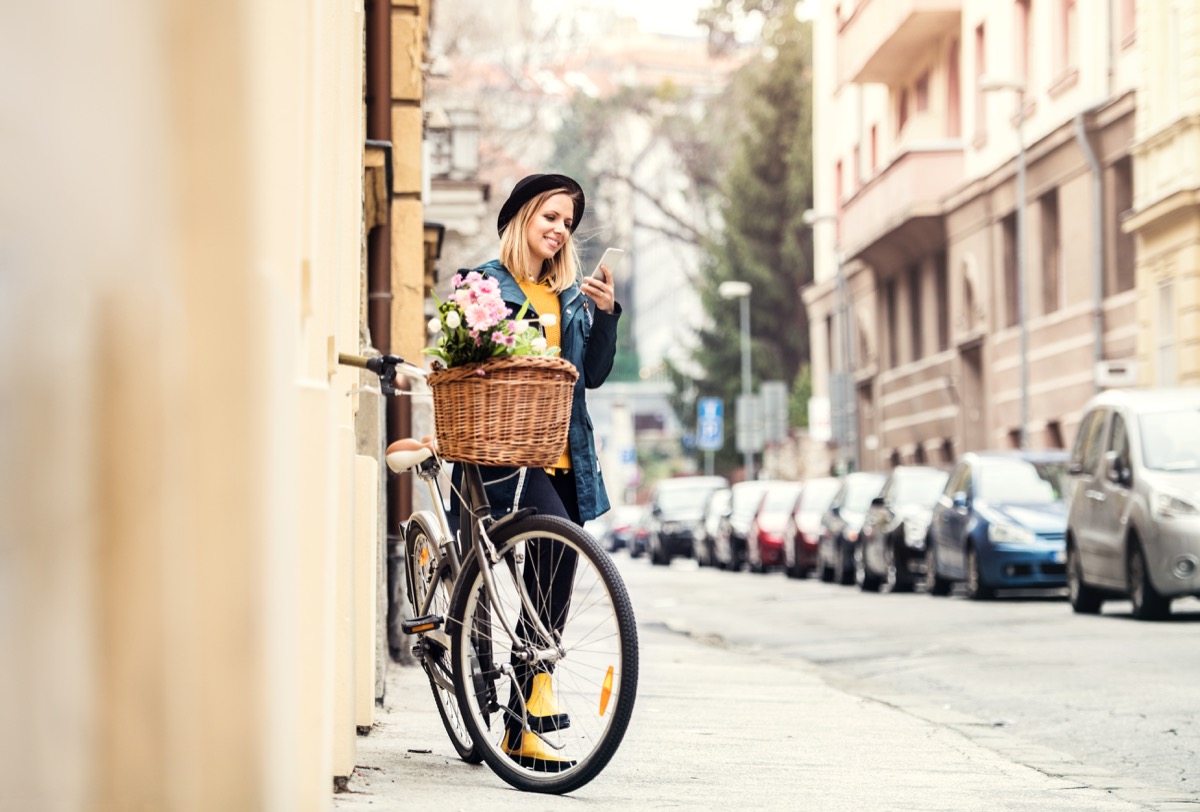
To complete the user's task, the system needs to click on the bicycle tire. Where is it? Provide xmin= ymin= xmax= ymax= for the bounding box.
xmin=405 ymin=512 xmax=481 ymax=763
xmin=449 ymin=515 xmax=638 ymax=794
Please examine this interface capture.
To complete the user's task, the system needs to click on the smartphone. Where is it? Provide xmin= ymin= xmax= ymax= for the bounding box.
xmin=590 ymin=247 xmax=624 ymax=279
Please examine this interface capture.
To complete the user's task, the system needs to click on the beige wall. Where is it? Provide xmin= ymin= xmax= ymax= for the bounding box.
xmin=0 ymin=0 xmax=409 ymax=809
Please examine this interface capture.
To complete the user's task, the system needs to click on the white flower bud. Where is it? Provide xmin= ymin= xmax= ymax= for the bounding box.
xmin=511 ymin=319 xmax=529 ymax=334
xmin=531 ymin=337 xmax=548 ymax=352
xmin=539 ymin=313 xmax=557 ymax=327
xmin=444 ymin=310 xmax=462 ymax=329
xmin=427 ymin=317 xmax=442 ymax=335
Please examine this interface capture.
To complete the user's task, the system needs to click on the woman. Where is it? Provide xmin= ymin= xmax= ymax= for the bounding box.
xmin=454 ymin=173 xmax=621 ymax=769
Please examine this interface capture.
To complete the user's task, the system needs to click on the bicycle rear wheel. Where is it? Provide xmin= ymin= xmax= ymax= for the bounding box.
xmin=405 ymin=513 xmax=480 ymax=763
xmin=450 ymin=515 xmax=638 ymax=794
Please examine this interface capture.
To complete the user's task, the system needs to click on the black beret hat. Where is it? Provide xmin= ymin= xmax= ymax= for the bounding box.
xmin=496 ymin=173 xmax=585 ymax=236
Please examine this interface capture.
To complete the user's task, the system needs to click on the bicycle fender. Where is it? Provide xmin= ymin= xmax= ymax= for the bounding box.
xmin=487 ymin=507 xmax=539 ymax=537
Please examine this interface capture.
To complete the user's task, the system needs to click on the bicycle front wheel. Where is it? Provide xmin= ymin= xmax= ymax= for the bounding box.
xmin=450 ymin=515 xmax=638 ymax=794
xmin=405 ymin=512 xmax=480 ymax=763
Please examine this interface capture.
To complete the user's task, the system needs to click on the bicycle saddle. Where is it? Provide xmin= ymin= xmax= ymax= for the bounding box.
xmin=386 ymin=436 xmax=437 ymax=473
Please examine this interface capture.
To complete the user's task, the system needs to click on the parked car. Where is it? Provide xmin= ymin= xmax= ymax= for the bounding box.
xmin=647 ymin=475 xmax=729 ymax=566
xmin=693 ymin=487 xmax=732 ymax=567
xmin=816 ymin=472 xmax=887 ymax=585
xmin=926 ymin=450 xmax=1069 ymax=599
xmin=628 ymin=505 xmax=653 ymax=559
xmin=856 ymin=466 xmax=950 ymax=592
xmin=1064 ymin=388 xmax=1200 ymax=620
xmin=747 ymin=481 xmax=804 ymax=572
xmin=601 ymin=503 xmax=644 ymax=553
xmin=714 ymin=479 xmax=795 ymax=571
xmin=782 ymin=477 xmax=842 ymax=579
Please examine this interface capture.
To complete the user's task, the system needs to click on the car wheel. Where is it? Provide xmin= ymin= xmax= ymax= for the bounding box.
xmin=1127 ymin=540 xmax=1170 ymax=620
xmin=855 ymin=543 xmax=880 ymax=592
xmin=925 ymin=543 xmax=951 ymax=597
xmin=884 ymin=541 xmax=913 ymax=593
xmin=650 ymin=539 xmax=668 ymax=566
xmin=965 ymin=545 xmax=994 ymax=600
xmin=834 ymin=540 xmax=854 ymax=586
xmin=1067 ymin=542 xmax=1103 ymax=614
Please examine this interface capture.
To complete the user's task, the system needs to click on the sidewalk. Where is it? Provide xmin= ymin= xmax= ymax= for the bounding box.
xmin=332 ymin=620 xmax=1194 ymax=811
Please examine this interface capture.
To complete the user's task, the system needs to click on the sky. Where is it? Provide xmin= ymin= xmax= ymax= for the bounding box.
xmin=610 ymin=0 xmax=711 ymax=37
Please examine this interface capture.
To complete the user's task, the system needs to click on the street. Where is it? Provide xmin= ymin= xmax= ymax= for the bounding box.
xmin=622 ymin=554 xmax=1200 ymax=803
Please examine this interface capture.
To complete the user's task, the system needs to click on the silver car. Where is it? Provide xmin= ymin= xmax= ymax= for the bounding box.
xmin=1065 ymin=388 xmax=1200 ymax=619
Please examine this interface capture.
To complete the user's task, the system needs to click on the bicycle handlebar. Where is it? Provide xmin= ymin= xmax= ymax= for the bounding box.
xmin=338 ymin=352 xmax=426 ymax=395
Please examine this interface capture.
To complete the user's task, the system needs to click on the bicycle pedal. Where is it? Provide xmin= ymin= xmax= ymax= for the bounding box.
xmin=401 ymin=614 xmax=442 ymax=634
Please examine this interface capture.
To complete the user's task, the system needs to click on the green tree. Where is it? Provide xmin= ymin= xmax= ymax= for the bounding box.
xmin=673 ymin=2 xmax=814 ymax=473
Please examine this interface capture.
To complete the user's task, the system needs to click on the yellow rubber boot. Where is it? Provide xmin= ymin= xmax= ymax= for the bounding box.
xmin=501 ymin=729 xmax=576 ymax=772
xmin=525 ymin=672 xmax=570 ymax=732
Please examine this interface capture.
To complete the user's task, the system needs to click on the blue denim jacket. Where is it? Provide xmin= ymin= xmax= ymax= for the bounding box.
xmin=452 ymin=259 xmax=620 ymax=522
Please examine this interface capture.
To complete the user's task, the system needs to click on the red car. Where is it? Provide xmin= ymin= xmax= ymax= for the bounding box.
xmin=747 ymin=482 xmax=804 ymax=572
xmin=782 ymin=477 xmax=842 ymax=579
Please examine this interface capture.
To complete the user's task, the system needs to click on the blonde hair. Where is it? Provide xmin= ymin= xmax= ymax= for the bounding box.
xmin=499 ymin=188 xmax=582 ymax=294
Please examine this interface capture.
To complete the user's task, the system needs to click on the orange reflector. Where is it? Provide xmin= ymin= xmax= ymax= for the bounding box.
xmin=599 ymin=666 xmax=614 ymax=716
xmin=411 ymin=622 xmax=437 ymax=633
xmin=419 ymin=545 xmax=430 ymax=568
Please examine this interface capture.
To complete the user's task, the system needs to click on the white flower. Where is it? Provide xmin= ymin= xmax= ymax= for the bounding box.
xmin=444 ymin=310 xmax=462 ymax=329
xmin=511 ymin=319 xmax=529 ymax=334
xmin=427 ymin=317 xmax=442 ymax=335
xmin=531 ymin=337 xmax=548 ymax=352
xmin=538 ymin=313 xmax=557 ymax=328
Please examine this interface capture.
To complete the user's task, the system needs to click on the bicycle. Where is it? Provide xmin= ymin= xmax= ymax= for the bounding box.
xmin=340 ymin=352 xmax=639 ymax=794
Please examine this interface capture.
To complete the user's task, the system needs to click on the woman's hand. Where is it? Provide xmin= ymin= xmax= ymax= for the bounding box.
xmin=582 ymin=265 xmax=616 ymax=314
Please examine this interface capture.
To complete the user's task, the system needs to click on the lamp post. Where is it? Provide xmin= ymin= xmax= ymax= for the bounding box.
xmin=718 ymin=280 xmax=754 ymax=479
xmin=981 ymin=77 xmax=1028 ymax=449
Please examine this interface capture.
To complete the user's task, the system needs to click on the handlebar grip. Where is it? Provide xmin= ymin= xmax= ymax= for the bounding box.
xmin=338 ymin=352 xmax=371 ymax=369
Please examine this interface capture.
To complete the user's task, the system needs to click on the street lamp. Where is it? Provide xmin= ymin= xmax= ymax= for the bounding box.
xmin=981 ymin=76 xmax=1029 ymax=450
xmin=718 ymin=280 xmax=754 ymax=479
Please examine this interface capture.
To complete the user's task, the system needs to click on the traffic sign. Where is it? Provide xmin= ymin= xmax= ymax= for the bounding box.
xmin=696 ymin=397 xmax=724 ymax=451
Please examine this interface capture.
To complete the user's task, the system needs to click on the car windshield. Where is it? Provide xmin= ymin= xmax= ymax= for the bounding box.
xmin=799 ymin=480 xmax=840 ymax=512
xmin=977 ymin=459 xmax=1065 ymax=503
xmin=893 ymin=470 xmax=949 ymax=505
xmin=1139 ymin=409 xmax=1200 ymax=471
xmin=733 ymin=484 xmax=771 ymax=514
xmin=843 ymin=475 xmax=885 ymax=514
xmin=657 ymin=487 xmax=718 ymax=513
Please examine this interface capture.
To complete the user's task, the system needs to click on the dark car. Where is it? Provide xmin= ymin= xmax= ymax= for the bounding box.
xmin=693 ymin=487 xmax=732 ymax=567
xmin=601 ymin=503 xmax=645 ymax=553
xmin=747 ymin=481 xmax=804 ymax=572
xmin=816 ymin=471 xmax=887 ymax=585
xmin=628 ymin=505 xmax=653 ymax=559
xmin=783 ymin=477 xmax=842 ymax=579
xmin=647 ymin=475 xmax=729 ymax=566
xmin=714 ymin=479 xmax=794 ymax=571
xmin=926 ymin=450 xmax=1070 ymax=600
xmin=856 ymin=466 xmax=949 ymax=592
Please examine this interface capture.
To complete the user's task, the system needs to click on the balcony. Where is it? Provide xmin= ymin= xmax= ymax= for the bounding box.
xmin=840 ymin=146 xmax=963 ymax=268
xmin=838 ymin=0 xmax=961 ymax=86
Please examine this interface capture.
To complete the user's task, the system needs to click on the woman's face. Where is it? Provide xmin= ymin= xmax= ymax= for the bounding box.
xmin=524 ymin=192 xmax=575 ymax=265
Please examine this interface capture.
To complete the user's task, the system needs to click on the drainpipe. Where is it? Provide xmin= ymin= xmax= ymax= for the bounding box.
xmin=1074 ymin=111 xmax=1103 ymax=392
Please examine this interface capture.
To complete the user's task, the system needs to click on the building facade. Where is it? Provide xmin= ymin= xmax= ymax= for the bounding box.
xmin=808 ymin=0 xmax=1154 ymax=472
xmin=1 ymin=1 xmax=432 ymax=810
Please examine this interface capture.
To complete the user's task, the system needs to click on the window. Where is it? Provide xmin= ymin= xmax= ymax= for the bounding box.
xmin=1015 ymin=0 xmax=1031 ymax=82
xmin=908 ymin=265 xmax=922 ymax=361
xmin=915 ymin=72 xmax=930 ymax=112
xmin=1040 ymin=190 xmax=1062 ymax=314
xmin=1156 ymin=282 xmax=1177 ymax=386
xmin=974 ymin=24 xmax=987 ymax=141
xmin=947 ymin=39 xmax=961 ymax=138
xmin=870 ymin=125 xmax=878 ymax=172
xmin=935 ymin=252 xmax=950 ymax=351
xmin=1002 ymin=212 xmax=1019 ymax=328
xmin=1046 ymin=420 xmax=1064 ymax=449
xmin=1071 ymin=409 xmax=1106 ymax=474
xmin=853 ymin=144 xmax=861 ymax=191
xmin=1058 ymin=0 xmax=1078 ymax=75
xmin=898 ymin=88 xmax=910 ymax=133
xmin=1112 ymin=157 xmax=1135 ymax=294
xmin=885 ymin=278 xmax=899 ymax=369
xmin=1108 ymin=413 xmax=1130 ymax=479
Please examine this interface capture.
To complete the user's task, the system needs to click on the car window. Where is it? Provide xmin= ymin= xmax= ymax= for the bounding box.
xmin=894 ymin=469 xmax=950 ymax=505
xmin=1074 ymin=408 xmax=1107 ymax=475
xmin=800 ymin=479 xmax=841 ymax=511
xmin=977 ymin=459 xmax=1065 ymax=503
xmin=944 ymin=462 xmax=968 ymax=497
xmin=763 ymin=485 xmax=802 ymax=511
xmin=1108 ymin=413 xmax=1130 ymax=469
xmin=656 ymin=487 xmax=719 ymax=513
xmin=843 ymin=474 xmax=886 ymax=513
xmin=1139 ymin=409 xmax=1200 ymax=471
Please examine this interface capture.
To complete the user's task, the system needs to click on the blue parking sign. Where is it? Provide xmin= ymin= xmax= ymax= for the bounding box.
xmin=696 ymin=397 xmax=724 ymax=451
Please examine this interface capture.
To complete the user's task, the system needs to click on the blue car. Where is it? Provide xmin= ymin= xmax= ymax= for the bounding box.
xmin=926 ymin=450 xmax=1070 ymax=599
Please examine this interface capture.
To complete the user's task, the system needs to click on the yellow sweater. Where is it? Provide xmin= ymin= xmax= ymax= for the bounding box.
xmin=516 ymin=278 xmax=570 ymax=471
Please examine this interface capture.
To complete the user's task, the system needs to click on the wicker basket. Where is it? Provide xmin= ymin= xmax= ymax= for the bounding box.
xmin=427 ymin=355 xmax=579 ymax=467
